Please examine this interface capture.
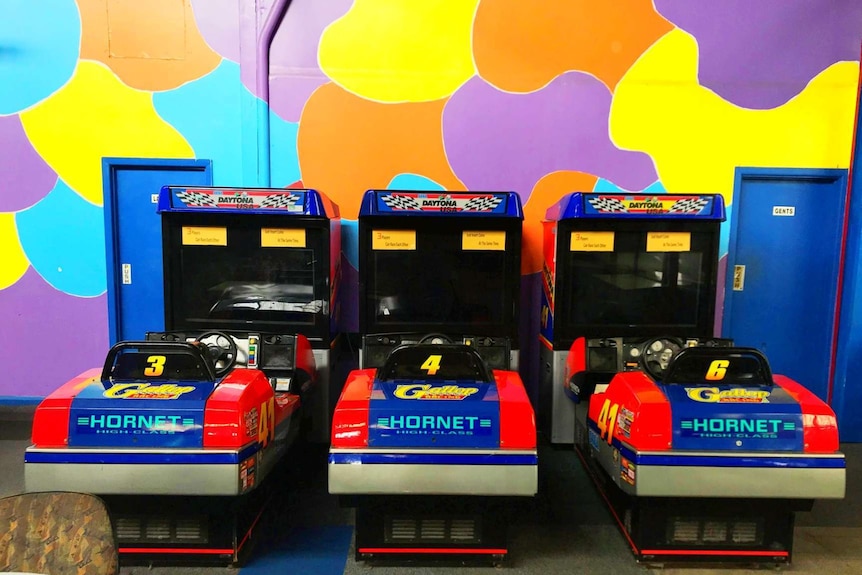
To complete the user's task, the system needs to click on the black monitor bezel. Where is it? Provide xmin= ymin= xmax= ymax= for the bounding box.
xmin=552 ymin=218 xmax=721 ymax=347
xmin=161 ymin=212 xmax=332 ymax=343
xmin=359 ymin=215 xmax=522 ymax=340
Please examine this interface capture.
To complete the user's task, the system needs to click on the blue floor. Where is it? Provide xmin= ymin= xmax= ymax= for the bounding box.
xmin=241 ymin=525 xmax=353 ymax=574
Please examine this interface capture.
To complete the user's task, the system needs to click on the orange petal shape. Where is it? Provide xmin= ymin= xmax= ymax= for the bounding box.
xmin=473 ymin=0 xmax=672 ymax=93
xmin=522 ymin=171 xmax=598 ymax=275
xmin=77 ymin=0 xmax=220 ymax=91
xmin=297 ymin=83 xmax=464 ymax=218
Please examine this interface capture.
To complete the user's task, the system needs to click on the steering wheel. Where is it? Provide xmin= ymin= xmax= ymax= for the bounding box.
xmin=418 ymin=333 xmax=455 ymax=345
xmin=195 ymin=331 xmax=238 ymax=377
xmin=641 ymin=336 xmax=683 ymax=380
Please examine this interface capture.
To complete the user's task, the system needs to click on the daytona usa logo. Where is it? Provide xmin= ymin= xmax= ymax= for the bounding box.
xmin=380 ymin=193 xmax=503 ymax=212
xmin=174 ymin=189 xmax=301 ymax=210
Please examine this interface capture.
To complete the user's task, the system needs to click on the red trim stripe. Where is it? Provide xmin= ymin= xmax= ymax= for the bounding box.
xmin=236 ymin=496 xmax=269 ymax=552
xmin=358 ymin=547 xmax=507 ymax=555
xmin=641 ymin=549 xmax=789 ymax=557
xmin=119 ymin=547 xmax=233 ymax=555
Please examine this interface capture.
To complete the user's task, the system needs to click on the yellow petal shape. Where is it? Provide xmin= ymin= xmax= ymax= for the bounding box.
xmin=20 ymin=60 xmax=194 ymax=205
xmin=319 ymin=0 xmax=478 ymax=102
xmin=610 ymin=29 xmax=857 ymax=204
xmin=0 ymin=213 xmax=29 ymax=289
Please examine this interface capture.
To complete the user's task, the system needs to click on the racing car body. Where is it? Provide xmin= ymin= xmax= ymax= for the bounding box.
xmin=25 ymin=332 xmax=316 ymax=563
xmin=570 ymin=337 xmax=845 ymax=564
xmin=330 ymin=343 xmax=537 ymax=561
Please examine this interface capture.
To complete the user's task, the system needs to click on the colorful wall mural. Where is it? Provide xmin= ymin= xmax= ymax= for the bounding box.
xmin=1 ymin=0 xmax=860 ymax=404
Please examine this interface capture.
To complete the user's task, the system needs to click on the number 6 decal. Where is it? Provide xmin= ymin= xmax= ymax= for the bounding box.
xmin=705 ymin=359 xmax=730 ymax=381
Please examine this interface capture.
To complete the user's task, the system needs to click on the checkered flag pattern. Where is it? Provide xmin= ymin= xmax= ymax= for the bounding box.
xmin=462 ymin=196 xmax=503 ymax=211
xmin=668 ymin=197 xmax=710 ymax=213
xmin=381 ymin=194 xmax=421 ymax=210
xmin=587 ymin=196 xmax=627 ymax=212
xmin=176 ymin=190 xmax=217 ymax=207
xmin=259 ymin=193 xmax=301 ymax=208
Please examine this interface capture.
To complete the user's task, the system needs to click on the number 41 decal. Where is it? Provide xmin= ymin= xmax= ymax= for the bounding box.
xmin=597 ymin=399 xmax=619 ymax=445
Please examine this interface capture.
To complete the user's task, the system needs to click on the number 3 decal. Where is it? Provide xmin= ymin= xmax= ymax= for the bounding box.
xmin=143 ymin=355 xmax=166 ymax=377
xmin=705 ymin=359 xmax=730 ymax=381
xmin=597 ymin=399 xmax=619 ymax=445
xmin=421 ymin=355 xmax=442 ymax=375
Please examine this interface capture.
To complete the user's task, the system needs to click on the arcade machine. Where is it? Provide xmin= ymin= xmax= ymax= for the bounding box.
xmin=25 ymin=186 xmax=341 ymax=564
xmin=542 ymin=192 xmax=845 ymax=564
xmin=540 ymin=192 xmax=723 ymax=444
xmin=329 ymin=190 xmax=537 ymax=563
xmin=152 ymin=185 xmax=341 ymax=443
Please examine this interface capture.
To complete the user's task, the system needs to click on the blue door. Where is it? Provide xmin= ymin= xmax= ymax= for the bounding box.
xmin=103 ymin=158 xmax=212 ymax=343
xmin=723 ymin=168 xmax=847 ymax=402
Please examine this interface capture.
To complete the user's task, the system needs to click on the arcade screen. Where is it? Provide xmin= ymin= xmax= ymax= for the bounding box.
xmin=559 ymin=226 xmax=717 ymax=337
xmin=363 ymin=225 xmax=518 ymax=336
xmin=164 ymin=222 xmax=329 ymax=335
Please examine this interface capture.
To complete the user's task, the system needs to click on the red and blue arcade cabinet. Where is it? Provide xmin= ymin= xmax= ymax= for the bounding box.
xmin=330 ymin=190 xmax=536 ymax=563
xmin=540 ymin=192 xmax=845 ymax=564
xmin=539 ymin=192 xmax=724 ymax=444
xmin=153 ymin=186 xmax=341 ymax=442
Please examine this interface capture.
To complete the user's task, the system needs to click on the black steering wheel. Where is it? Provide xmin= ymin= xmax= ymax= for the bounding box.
xmin=418 ymin=333 xmax=455 ymax=345
xmin=195 ymin=331 xmax=238 ymax=377
xmin=641 ymin=336 xmax=684 ymax=380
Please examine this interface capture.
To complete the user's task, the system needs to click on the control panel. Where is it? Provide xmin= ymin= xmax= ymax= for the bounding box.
xmin=146 ymin=331 xmax=306 ymax=393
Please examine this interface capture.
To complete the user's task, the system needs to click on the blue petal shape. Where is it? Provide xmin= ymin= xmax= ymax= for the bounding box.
xmin=387 ymin=174 xmax=445 ymax=191
xmin=593 ymin=178 xmax=667 ymax=193
xmin=0 ymin=0 xmax=80 ymax=115
xmin=642 ymin=180 xmax=668 ymax=194
xmin=720 ymin=203 xmax=731 ymax=257
xmin=153 ymin=60 xmax=300 ymax=187
xmin=16 ymin=180 xmax=106 ymax=297
xmin=342 ymin=219 xmax=359 ymax=270
xmin=270 ymin=108 xmax=301 ymax=187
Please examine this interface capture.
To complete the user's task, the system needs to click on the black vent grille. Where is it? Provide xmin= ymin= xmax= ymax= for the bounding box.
xmin=115 ymin=514 xmax=208 ymax=544
xmin=667 ymin=516 xmax=762 ymax=546
xmin=385 ymin=515 xmax=480 ymax=545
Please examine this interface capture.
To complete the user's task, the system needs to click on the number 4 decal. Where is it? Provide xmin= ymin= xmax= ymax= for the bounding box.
xmin=597 ymin=399 xmax=619 ymax=445
xmin=421 ymin=355 xmax=442 ymax=375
